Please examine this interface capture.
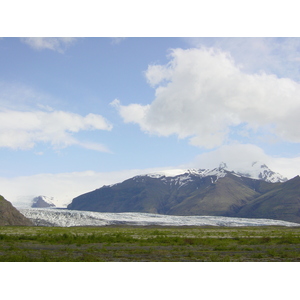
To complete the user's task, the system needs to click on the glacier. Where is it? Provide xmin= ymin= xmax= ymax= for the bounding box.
xmin=19 ymin=208 xmax=300 ymax=227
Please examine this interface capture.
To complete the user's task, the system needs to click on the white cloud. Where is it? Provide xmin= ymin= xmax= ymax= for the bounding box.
xmin=0 ymin=109 xmax=112 ymax=150
xmin=188 ymin=144 xmax=300 ymax=179
xmin=110 ymin=99 xmax=149 ymax=126
xmin=145 ymin=64 xmax=173 ymax=87
xmin=189 ymin=144 xmax=269 ymax=169
xmin=0 ymin=81 xmax=113 ymax=151
xmin=20 ymin=37 xmax=78 ymax=53
xmin=114 ymin=47 xmax=300 ymax=149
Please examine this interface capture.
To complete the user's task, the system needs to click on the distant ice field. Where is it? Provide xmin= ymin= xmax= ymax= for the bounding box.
xmin=19 ymin=208 xmax=300 ymax=227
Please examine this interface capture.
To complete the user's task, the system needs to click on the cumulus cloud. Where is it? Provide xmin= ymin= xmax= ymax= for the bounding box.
xmin=113 ymin=47 xmax=300 ymax=148
xmin=20 ymin=37 xmax=78 ymax=53
xmin=0 ymin=109 xmax=112 ymax=151
xmin=110 ymin=99 xmax=149 ymax=125
xmin=0 ymin=81 xmax=112 ymax=151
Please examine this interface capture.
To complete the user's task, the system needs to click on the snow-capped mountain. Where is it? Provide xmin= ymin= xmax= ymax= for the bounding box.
xmin=143 ymin=161 xmax=287 ymax=183
xmin=31 ymin=195 xmax=56 ymax=208
xmin=233 ymin=161 xmax=288 ymax=183
xmin=67 ymin=162 xmax=300 ymax=224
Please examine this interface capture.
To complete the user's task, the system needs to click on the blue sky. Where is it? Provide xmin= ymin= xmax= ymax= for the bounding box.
xmin=1 ymin=37 xmax=300 ymax=206
xmin=0 ymin=37 xmax=201 ymax=175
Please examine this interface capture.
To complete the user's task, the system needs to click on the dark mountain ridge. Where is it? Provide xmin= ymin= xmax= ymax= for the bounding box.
xmin=236 ymin=175 xmax=300 ymax=223
xmin=68 ymin=164 xmax=300 ymax=223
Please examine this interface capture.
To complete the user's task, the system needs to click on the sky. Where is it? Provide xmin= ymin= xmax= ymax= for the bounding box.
xmin=1 ymin=36 xmax=300 ymax=206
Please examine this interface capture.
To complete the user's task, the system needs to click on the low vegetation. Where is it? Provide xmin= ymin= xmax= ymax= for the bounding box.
xmin=0 ymin=225 xmax=300 ymax=262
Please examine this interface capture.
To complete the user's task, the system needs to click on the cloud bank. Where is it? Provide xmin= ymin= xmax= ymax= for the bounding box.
xmin=187 ymin=143 xmax=300 ymax=179
xmin=113 ymin=47 xmax=300 ymax=149
xmin=1 ymin=167 xmax=185 ymax=208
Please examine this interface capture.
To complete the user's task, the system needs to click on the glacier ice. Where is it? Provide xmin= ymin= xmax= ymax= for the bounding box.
xmin=19 ymin=208 xmax=300 ymax=227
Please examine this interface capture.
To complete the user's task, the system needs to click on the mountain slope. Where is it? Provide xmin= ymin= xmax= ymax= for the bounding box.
xmin=0 ymin=195 xmax=33 ymax=226
xmin=68 ymin=164 xmax=286 ymax=219
xmin=68 ymin=175 xmax=173 ymax=214
xmin=236 ymin=175 xmax=300 ymax=223
xmin=167 ymin=174 xmax=262 ymax=216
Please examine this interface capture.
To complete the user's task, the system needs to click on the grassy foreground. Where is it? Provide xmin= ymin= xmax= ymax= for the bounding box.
xmin=0 ymin=225 xmax=300 ymax=262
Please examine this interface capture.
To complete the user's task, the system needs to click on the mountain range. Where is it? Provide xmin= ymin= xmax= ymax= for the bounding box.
xmin=67 ymin=162 xmax=300 ymax=224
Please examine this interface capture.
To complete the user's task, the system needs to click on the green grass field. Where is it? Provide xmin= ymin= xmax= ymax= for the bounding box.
xmin=0 ymin=225 xmax=300 ymax=261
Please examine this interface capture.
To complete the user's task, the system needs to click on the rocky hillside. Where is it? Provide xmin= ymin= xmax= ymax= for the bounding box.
xmin=0 ymin=195 xmax=33 ymax=226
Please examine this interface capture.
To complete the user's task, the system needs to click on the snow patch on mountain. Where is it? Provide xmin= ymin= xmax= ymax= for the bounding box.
xmin=233 ymin=161 xmax=288 ymax=183
xmin=172 ymin=174 xmax=192 ymax=188
xmin=174 ymin=162 xmax=286 ymax=183
xmin=127 ymin=161 xmax=286 ymax=189
xmin=20 ymin=208 xmax=299 ymax=227
xmin=199 ymin=167 xmax=227 ymax=180
xmin=145 ymin=169 xmax=187 ymax=177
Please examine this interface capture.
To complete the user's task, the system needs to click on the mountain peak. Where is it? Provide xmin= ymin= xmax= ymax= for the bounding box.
xmin=184 ymin=161 xmax=286 ymax=183
xmin=32 ymin=195 xmax=56 ymax=208
xmin=231 ymin=161 xmax=287 ymax=183
xmin=218 ymin=162 xmax=228 ymax=170
xmin=135 ymin=162 xmax=286 ymax=184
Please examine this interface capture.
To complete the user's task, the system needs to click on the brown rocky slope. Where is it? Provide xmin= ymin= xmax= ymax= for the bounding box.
xmin=0 ymin=195 xmax=33 ymax=226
